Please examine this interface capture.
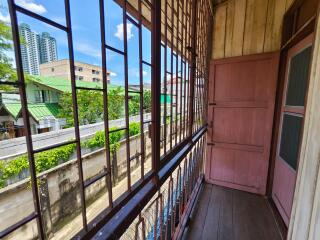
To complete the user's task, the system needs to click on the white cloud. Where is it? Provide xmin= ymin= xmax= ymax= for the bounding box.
xmin=110 ymin=72 xmax=117 ymax=77
xmin=114 ymin=23 xmax=134 ymax=41
xmin=16 ymin=0 xmax=47 ymax=14
xmin=133 ymin=69 xmax=148 ymax=77
xmin=0 ymin=13 xmax=10 ymax=23
xmin=74 ymin=42 xmax=101 ymax=58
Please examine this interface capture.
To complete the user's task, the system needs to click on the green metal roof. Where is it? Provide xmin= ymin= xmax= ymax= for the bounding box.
xmin=28 ymin=103 xmax=60 ymax=121
xmin=0 ymin=102 xmax=60 ymax=121
xmin=0 ymin=103 xmax=21 ymax=119
xmin=30 ymin=76 xmax=121 ymax=93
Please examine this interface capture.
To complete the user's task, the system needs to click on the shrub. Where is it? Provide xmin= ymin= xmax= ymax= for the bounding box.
xmin=129 ymin=122 xmax=141 ymax=137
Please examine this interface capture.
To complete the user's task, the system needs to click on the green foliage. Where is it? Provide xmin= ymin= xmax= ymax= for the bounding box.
xmin=0 ymin=20 xmax=16 ymax=92
xmin=34 ymin=144 xmax=76 ymax=172
xmin=143 ymin=90 xmax=151 ymax=113
xmin=84 ymin=126 xmax=124 ymax=150
xmin=108 ymin=87 xmax=125 ymax=120
xmin=0 ymin=144 xmax=76 ymax=188
xmin=58 ymin=90 xmax=104 ymax=127
xmin=129 ymin=122 xmax=140 ymax=137
xmin=128 ymin=90 xmax=151 ymax=116
xmin=129 ymin=94 xmax=140 ymax=116
xmin=0 ymin=122 xmax=142 ymax=188
xmin=58 ymin=87 xmax=126 ymax=127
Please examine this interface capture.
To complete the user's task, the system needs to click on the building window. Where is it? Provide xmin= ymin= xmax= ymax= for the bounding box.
xmin=92 ymin=78 xmax=100 ymax=82
xmin=34 ymin=90 xmax=50 ymax=103
xmin=75 ymin=75 xmax=84 ymax=81
xmin=51 ymin=67 xmax=54 ymax=72
xmin=75 ymin=66 xmax=83 ymax=72
xmin=92 ymin=69 xmax=100 ymax=75
xmin=34 ymin=90 xmax=42 ymax=103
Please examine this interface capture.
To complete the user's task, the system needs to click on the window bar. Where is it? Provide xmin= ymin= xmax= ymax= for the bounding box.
xmin=188 ymin=0 xmax=198 ymax=137
xmin=183 ymin=0 xmax=188 ymax=140
xmin=14 ymin=4 xmax=67 ymax=31
xmin=170 ymin=0 xmax=174 ymax=150
xmin=32 ymin=139 xmax=77 ymax=154
xmin=99 ymin=0 xmax=113 ymax=208
xmin=7 ymin=1 xmax=50 ymax=238
xmin=138 ymin=0 xmax=145 ymax=180
xmin=179 ymin=0 xmax=184 ymax=143
xmin=151 ymin=0 xmax=161 ymax=172
xmin=163 ymin=0 xmax=168 ymax=155
xmin=175 ymin=0 xmax=180 ymax=146
xmin=65 ymin=0 xmax=88 ymax=231
xmin=123 ymin=0 xmax=132 ymax=192
xmin=185 ymin=0 xmax=191 ymax=138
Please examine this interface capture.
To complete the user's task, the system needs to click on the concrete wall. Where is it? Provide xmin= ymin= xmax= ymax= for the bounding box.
xmin=0 ymin=130 xmax=153 ymax=240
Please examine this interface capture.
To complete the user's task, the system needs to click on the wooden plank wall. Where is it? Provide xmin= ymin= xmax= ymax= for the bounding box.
xmin=212 ymin=0 xmax=295 ymax=59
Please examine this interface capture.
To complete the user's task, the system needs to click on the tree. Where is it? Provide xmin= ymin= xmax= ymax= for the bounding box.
xmin=108 ymin=87 xmax=125 ymax=120
xmin=129 ymin=94 xmax=140 ymax=116
xmin=0 ymin=19 xmax=16 ymax=91
xmin=143 ymin=90 xmax=151 ymax=113
xmin=58 ymin=90 xmax=104 ymax=127
xmin=58 ymin=87 xmax=125 ymax=127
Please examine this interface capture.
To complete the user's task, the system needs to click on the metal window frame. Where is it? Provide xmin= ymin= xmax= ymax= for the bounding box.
xmin=1 ymin=0 xmax=213 ymax=239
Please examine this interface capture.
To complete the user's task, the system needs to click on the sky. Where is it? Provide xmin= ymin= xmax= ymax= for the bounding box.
xmin=0 ymin=0 xmax=152 ymax=85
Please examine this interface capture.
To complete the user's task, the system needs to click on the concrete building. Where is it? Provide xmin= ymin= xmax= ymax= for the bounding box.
xmin=39 ymin=59 xmax=111 ymax=84
xmin=19 ymin=24 xmax=58 ymax=76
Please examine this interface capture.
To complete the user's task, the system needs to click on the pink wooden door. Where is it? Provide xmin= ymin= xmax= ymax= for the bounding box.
xmin=272 ymin=34 xmax=313 ymax=226
xmin=205 ymin=53 xmax=279 ymax=195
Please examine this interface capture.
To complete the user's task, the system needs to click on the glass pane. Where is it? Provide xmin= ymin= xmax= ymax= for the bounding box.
xmin=285 ymin=46 xmax=312 ymax=107
xmin=279 ymin=114 xmax=303 ymax=170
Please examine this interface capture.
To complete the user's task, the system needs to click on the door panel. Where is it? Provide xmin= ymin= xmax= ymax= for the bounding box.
xmin=212 ymin=107 xmax=266 ymax=146
xmin=206 ymin=53 xmax=279 ymax=195
xmin=272 ymin=34 xmax=313 ymax=226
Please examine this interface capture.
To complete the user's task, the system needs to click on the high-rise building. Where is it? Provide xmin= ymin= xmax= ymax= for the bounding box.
xmin=40 ymin=32 xmax=58 ymax=64
xmin=19 ymin=24 xmax=58 ymax=76
xmin=19 ymin=23 xmax=41 ymax=75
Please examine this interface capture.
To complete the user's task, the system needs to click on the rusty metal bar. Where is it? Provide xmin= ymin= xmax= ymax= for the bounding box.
xmin=32 ymin=140 xmax=77 ymax=154
xmin=0 ymin=212 xmax=38 ymax=238
xmin=151 ymin=0 xmax=161 ymax=173
xmin=123 ymin=0 xmax=132 ymax=192
xmin=7 ymin=1 xmax=45 ymax=238
xmin=65 ymin=0 xmax=88 ymax=231
xmin=15 ymin=4 xmax=67 ymax=31
xmin=138 ymin=0 xmax=146 ymax=180
xmin=188 ymin=0 xmax=198 ymax=137
xmin=163 ymin=0 xmax=168 ymax=155
xmin=170 ymin=0 xmax=174 ymax=151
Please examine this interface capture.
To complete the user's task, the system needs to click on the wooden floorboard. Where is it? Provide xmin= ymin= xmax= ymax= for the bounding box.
xmin=184 ymin=183 xmax=282 ymax=240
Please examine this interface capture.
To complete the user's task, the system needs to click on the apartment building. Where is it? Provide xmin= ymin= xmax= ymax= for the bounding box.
xmin=19 ymin=24 xmax=57 ymax=75
xmin=39 ymin=59 xmax=111 ymax=84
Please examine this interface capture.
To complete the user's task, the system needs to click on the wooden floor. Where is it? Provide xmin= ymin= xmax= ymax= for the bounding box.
xmin=183 ymin=184 xmax=283 ymax=240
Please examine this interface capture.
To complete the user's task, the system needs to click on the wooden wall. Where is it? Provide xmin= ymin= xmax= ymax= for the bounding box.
xmin=212 ymin=0 xmax=295 ymax=59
